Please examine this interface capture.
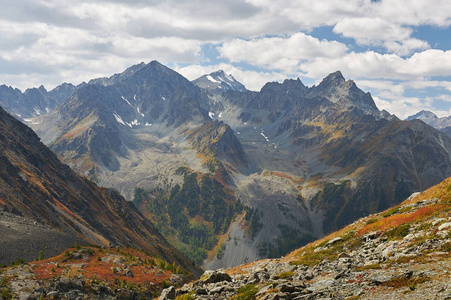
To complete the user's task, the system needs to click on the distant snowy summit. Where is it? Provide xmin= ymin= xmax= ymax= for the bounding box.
xmin=407 ymin=110 xmax=451 ymax=136
xmin=192 ymin=70 xmax=247 ymax=92
xmin=407 ymin=110 xmax=451 ymax=130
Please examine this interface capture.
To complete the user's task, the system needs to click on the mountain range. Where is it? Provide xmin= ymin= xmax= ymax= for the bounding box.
xmin=3 ymin=61 xmax=451 ymax=270
xmin=0 ymin=83 xmax=78 ymax=119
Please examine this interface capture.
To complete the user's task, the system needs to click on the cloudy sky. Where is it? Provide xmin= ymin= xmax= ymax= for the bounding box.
xmin=1 ymin=0 xmax=451 ymax=119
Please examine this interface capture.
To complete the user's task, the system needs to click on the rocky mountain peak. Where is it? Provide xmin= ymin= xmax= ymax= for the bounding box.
xmin=406 ymin=110 xmax=451 ymax=135
xmin=260 ymin=78 xmax=307 ymax=94
xmin=192 ymin=70 xmax=247 ymax=92
xmin=213 ymin=69 xmax=227 ymax=76
xmin=319 ymin=70 xmax=346 ymax=87
xmin=87 ymin=60 xmax=179 ymax=87
xmin=308 ymin=70 xmax=379 ymax=115
xmin=312 ymin=70 xmax=348 ymax=98
xmin=407 ymin=110 xmax=438 ymax=121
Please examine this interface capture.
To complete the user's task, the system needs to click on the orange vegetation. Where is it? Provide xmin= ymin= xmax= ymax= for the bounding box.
xmin=357 ymin=204 xmax=445 ymax=236
xmin=407 ymin=177 xmax=451 ymax=205
xmin=31 ymin=246 xmax=178 ymax=289
xmin=53 ymin=199 xmax=80 ymax=220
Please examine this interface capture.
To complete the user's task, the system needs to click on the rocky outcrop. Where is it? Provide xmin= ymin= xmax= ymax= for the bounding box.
xmin=2 ymin=177 xmax=451 ymax=300
xmin=187 ymin=120 xmax=248 ymax=170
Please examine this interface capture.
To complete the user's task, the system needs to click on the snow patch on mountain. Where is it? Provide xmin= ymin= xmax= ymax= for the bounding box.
xmin=261 ymin=132 xmax=270 ymax=142
xmin=206 ymin=75 xmax=220 ymax=83
xmin=113 ymin=112 xmax=130 ymax=128
xmin=121 ymin=96 xmax=131 ymax=106
xmin=137 ymin=107 xmax=145 ymax=117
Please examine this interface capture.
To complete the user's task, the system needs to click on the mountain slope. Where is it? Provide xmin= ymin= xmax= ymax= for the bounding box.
xmin=0 ymin=105 xmax=198 ymax=275
xmin=171 ymin=177 xmax=451 ymax=299
xmin=1 ymin=245 xmax=194 ymax=299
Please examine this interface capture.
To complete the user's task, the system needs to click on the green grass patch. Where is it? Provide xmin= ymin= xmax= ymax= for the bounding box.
xmin=10 ymin=259 xmax=25 ymax=267
xmin=354 ymin=264 xmax=381 ymax=271
xmin=347 ymin=237 xmax=364 ymax=251
xmin=176 ymin=291 xmax=195 ymax=300
xmin=365 ymin=218 xmax=378 ymax=225
xmin=382 ymin=207 xmax=399 ymax=218
xmin=416 ymin=222 xmax=433 ymax=232
xmin=384 ymin=224 xmax=410 ymax=241
xmin=383 ymin=276 xmax=429 ymax=289
xmin=1 ymin=287 xmax=12 ymax=300
xmin=277 ymin=271 xmax=295 ymax=279
xmin=230 ymin=284 xmax=258 ymax=300
xmin=397 ymin=206 xmax=413 ymax=214
xmin=440 ymin=241 xmax=451 ymax=252
xmin=290 ymin=246 xmax=340 ymax=266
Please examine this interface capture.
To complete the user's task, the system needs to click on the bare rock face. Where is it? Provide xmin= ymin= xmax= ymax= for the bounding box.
xmin=200 ymin=270 xmax=232 ymax=284
xmin=42 ymin=61 xmax=212 ymax=174
xmin=187 ymin=120 xmax=248 ymax=169
xmin=159 ymin=286 xmax=176 ymax=300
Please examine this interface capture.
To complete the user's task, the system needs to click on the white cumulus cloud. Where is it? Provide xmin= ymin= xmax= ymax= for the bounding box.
xmin=218 ymin=33 xmax=348 ymax=73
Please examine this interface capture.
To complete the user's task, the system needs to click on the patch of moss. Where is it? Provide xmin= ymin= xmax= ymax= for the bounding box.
xmin=365 ymin=218 xmax=378 ymax=225
xmin=382 ymin=207 xmax=399 ymax=218
xmin=176 ymin=291 xmax=195 ymax=300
